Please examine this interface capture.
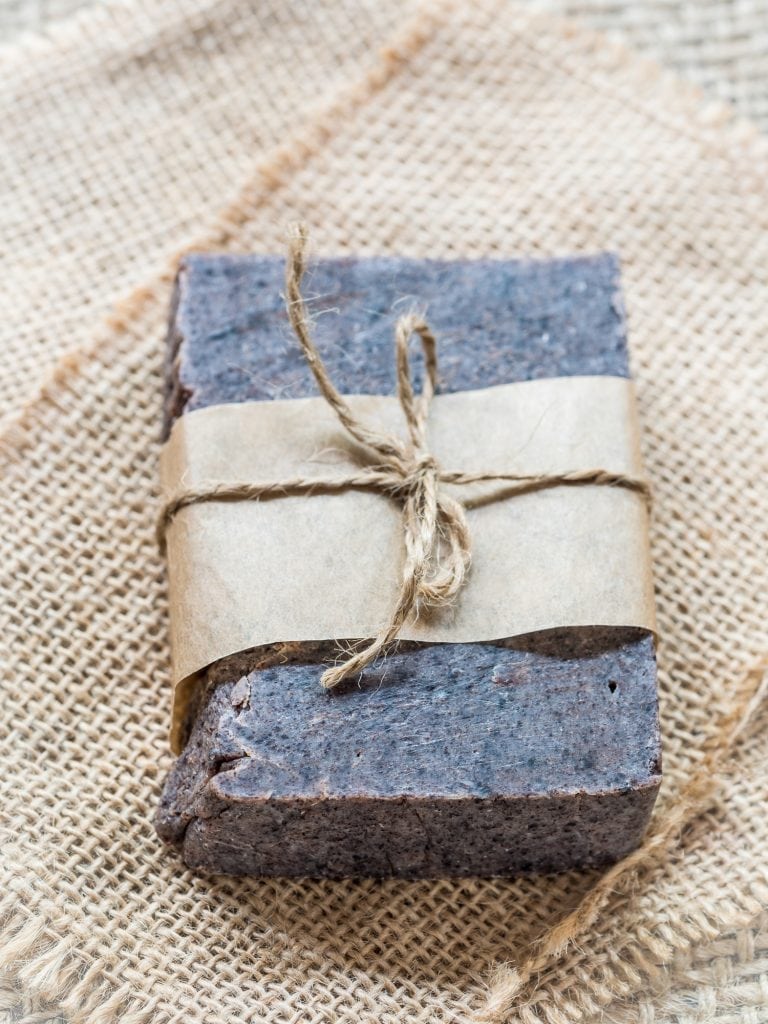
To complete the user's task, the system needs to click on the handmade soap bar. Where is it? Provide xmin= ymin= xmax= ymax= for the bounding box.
xmin=155 ymin=253 xmax=661 ymax=877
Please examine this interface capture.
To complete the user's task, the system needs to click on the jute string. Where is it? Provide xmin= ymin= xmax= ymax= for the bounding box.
xmin=159 ymin=225 xmax=652 ymax=688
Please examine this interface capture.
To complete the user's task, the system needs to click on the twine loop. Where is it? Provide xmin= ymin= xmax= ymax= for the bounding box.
xmin=159 ymin=225 xmax=651 ymax=690
xmin=283 ymin=248 xmax=473 ymax=689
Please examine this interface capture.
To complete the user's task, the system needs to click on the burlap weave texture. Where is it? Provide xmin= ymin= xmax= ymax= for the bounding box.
xmin=1 ymin=1 xmax=767 ymax=1022
xmin=5 ymin=2 xmax=768 ymax=136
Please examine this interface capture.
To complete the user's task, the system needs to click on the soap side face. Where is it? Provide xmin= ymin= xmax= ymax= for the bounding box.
xmin=156 ymin=252 xmax=660 ymax=878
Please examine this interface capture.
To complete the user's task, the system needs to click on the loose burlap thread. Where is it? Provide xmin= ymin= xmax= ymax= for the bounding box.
xmin=1 ymin=2 xmax=767 ymax=1023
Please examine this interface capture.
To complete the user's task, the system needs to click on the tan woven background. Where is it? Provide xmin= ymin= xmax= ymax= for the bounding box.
xmin=1 ymin=1 xmax=767 ymax=1022
xmin=2 ymin=0 xmax=768 ymax=130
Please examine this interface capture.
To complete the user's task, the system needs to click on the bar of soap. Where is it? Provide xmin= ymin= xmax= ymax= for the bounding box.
xmin=155 ymin=253 xmax=661 ymax=877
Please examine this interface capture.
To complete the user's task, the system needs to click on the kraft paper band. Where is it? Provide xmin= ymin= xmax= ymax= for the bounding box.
xmin=161 ymin=375 xmax=655 ymax=750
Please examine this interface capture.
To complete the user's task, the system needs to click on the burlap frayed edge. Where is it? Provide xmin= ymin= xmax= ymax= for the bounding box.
xmin=479 ymin=658 xmax=768 ymax=1021
xmin=603 ymin=908 xmax=768 ymax=1024
xmin=0 ymin=660 xmax=766 ymax=1024
xmin=2 ymin=2 xmax=768 ymax=1022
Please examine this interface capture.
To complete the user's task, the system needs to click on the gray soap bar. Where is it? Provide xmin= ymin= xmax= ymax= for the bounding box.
xmin=155 ymin=253 xmax=661 ymax=877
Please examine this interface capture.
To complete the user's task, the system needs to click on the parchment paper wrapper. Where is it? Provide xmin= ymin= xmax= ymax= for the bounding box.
xmin=161 ymin=374 xmax=656 ymax=750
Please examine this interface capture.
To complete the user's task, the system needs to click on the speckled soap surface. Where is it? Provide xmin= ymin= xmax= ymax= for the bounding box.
xmin=156 ymin=253 xmax=661 ymax=877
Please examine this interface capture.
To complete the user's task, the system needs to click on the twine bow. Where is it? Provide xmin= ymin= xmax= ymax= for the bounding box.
xmin=159 ymin=226 xmax=651 ymax=689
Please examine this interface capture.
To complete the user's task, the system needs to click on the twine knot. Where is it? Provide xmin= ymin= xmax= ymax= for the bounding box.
xmin=404 ymin=452 xmax=439 ymax=491
xmin=159 ymin=224 xmax=651 ymax=690
xmin=279 ymin=274 xmax=474 ymax=689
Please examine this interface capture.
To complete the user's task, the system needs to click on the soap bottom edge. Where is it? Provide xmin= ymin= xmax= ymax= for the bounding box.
xmin=158 ymin=780 xmax=661 ymax=879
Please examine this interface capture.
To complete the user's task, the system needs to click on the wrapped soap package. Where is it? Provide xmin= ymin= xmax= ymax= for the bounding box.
xmin=156 ymin=250 xmax=660 ymax=878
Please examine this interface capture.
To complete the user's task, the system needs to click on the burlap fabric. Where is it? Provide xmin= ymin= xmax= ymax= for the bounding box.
xmin=4 ymin=1 xmax=768 ymax=135
xmin=535 ymin=0 xmax=768 ymax=133
xmin=1 ymin=1 xmax=767 ymax=1021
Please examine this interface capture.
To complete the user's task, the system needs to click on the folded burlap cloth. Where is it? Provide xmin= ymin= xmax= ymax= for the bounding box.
xmin=1 ymin=2 xmax=767 ymax=1021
